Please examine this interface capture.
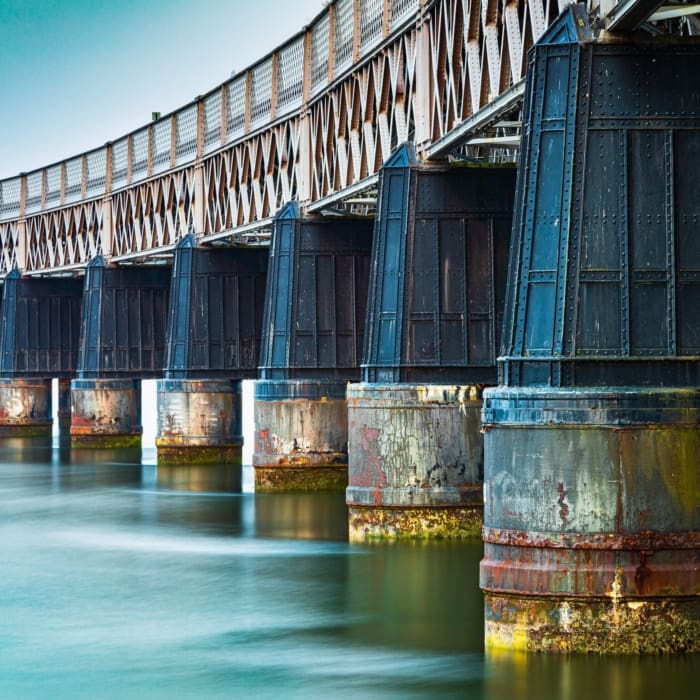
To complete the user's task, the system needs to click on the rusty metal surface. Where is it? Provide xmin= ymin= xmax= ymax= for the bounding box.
xmin=70 ymin=378 xmax=142 ymax=447
xmin=253 ymin=379 xmax=349 ymax=492
xmin=482 ymin=389 xmax=699 ymax=536
xmin=347 ymin=383 xmax=484 ymax=538
xmin=156 ymin=379 xmax=242 ymax=464
xmin=481 ymin=385 xmax=700 ymax=652
xmin=0 ymin=378 xmax=52 ymax=435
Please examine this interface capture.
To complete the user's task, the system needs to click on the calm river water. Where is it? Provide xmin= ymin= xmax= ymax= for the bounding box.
xmin=0 ymin=438 xmax=696 ymax=699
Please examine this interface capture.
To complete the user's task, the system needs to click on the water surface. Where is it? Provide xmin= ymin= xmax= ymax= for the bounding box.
xmin=0 ymin=442 xmax=696 ymax=698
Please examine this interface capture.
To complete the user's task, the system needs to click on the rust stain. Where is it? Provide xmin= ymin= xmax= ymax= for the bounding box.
xmin=557 ymin=481 xmax=570 ymax=526
xmin=634 ymin=551 xmax=652 ymax=595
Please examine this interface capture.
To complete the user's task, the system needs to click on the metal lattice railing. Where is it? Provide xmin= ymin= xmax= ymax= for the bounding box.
xmin=64 ymin=157 xmax=83 ymax=204
xmin=111 ymin=138 xmax=129 ymax=191
xmin=0 ymin=0 xmax=666 ymax=273
xmin=360 ymin=0 xmax=385 ymax=55
xmin=203 ymin=91 xmax=223 ymax=154
xmin=310 ymin=13 xmax=330 ymax=95
xmin=334 ymin=0 xmax=355 ymax=73
xmin=277 ymin=36 xmax=305 ymax=115
xmin=175 ymin=105 xmax=198 ymax=165
xmin=0 ymin=177 xmax=21 ymax=219
xmin=226 ymin=77 xmax=247 ymax=142
xmin=250 ymin=59 xmax=273 ymax=128
xmin=152 ymin=119 xmax=172 ymax=174
xmin=86 ymin=149 xmax=107 ymax=198
xmin=131 ymin=129 xmax=149 ymax=182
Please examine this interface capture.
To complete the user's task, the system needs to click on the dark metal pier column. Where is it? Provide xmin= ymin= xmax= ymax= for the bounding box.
xmin=156 ymin=235 xmax=267 ymax=490
xmin=346 ymin=144 xmax=515 ymax=539
xmin=0 ymin=269 xmax=82 ymax=439
xmin=71 ymin=257 xmax=170 ymax=448
xmin=253 ymin=203 xmax=372 ymax=492
xmin=480 ymin=6 xmax=699 ymax=653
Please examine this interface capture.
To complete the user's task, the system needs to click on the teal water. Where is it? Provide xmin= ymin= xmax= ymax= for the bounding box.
xmin=0 ymin=441 xmax=696 ymax=699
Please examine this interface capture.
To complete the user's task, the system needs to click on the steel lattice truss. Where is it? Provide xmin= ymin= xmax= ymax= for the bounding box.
xmin=0 ymin=0 xmax=686 ymax=275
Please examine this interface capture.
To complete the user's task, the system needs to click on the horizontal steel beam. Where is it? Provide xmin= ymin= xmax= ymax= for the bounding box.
xmin=604 ymin=0 xmax=667 ymax=31
xmin=424 ymin=82 xmax=525 ymax=160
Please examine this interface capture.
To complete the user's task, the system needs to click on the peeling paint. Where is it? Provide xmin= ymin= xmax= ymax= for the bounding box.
xmin=347 ymin=383 xmax=486 ymax=538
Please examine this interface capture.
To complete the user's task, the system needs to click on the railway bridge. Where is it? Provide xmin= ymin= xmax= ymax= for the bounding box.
xmin=0 ymin=0 xmax=698 ymax=653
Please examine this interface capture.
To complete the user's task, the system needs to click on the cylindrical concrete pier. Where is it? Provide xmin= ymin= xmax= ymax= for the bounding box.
xmin=253 ymin=379 xmax=349 ymax=492
xmin=70 ymin=378 xmax=142 ymax=448
xmin=346 ymin=383 xmax=484 ymax=540
xmin=156 ymin=378 xmax=242 ymax=469
xmin=481 ymin=388 xmax=700 ymax=654
xmin=0 ymin=378 xmax=52 ymax=437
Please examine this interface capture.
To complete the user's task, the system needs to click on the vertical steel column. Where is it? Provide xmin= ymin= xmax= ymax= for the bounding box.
xmin=156 ymin=235 xmax=268 ymax=491
xmin=481 ymin=5 xmax=700 ymax=654
xmin=253 ymin=203 xmax=372 ymax=492
xmin=346 ymin=144 xmax=515 ymax=539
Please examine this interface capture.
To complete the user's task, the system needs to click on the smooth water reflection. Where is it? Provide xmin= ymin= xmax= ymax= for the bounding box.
xmin=0 ymin=441 xmax=696 ymax=699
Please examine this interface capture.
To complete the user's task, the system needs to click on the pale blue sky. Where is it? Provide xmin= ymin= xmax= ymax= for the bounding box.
xmin=0 ymin=0 xmax=324 ymax=179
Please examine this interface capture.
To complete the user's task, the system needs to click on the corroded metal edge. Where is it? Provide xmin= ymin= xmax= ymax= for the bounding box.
xmin=348 ymin=504 xmax=483 ymax=541
xmin=482 ymin=527 xmax=700 ymax=550
xmin=484 ymin=592 xmax=700 ymax=654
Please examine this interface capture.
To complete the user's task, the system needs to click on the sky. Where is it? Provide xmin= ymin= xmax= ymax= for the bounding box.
xmin=0 ymin=0 xmax=325 ymax=179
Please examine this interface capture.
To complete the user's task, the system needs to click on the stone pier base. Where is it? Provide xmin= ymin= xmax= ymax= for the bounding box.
xmin=253 ymin=379 xmax=348 ymax=492
xmin=346 ymin=383 xmax=484 ymax=540
xmin=70 ymin=378 xmax=142 ymax=448
xmin=0 ymin=378 xmax=52 ymax=437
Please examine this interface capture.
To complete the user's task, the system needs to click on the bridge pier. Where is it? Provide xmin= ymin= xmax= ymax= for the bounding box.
xmin=346 ymin=144 xmax=515 ymax=540
xmin=0 ymin=269 xmax=82 ymax=438
xmin=0 ymin=377 xmax=52 ymax=437
xmin=70 ymin=378 xmax=142 ymax=448
xmin=70 ymin=256 xmax=170 ymax=449
xmin=156 ymin=235 xmax=267 ymax=490
xmin=481 ymin=7 xmax=700 ymax=653
xmin=253 ymin=203 xmax=372 ymax=492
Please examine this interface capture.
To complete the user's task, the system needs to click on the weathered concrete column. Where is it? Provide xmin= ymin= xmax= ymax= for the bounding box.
xmin=70 ymin=256 xmax=170 ymax=448
xmin=0 ymin=269 xmax=82 ymax=438
xmin=0 ymin=377 xmax=52 ymax=437
xmin=253 ymin=203 xmax=372 ymax=491
xmin=346 ymin=144 xmax=515 ymax=539
xmin=156 ymin=235 xmax=267 ymax=490
xmin=70 ymin=378 xmax=142 ymax=448
xmin=481 ymin=6 xmax=699 ymax=654
xmin=157 ymin=378 xmax=242 ymax=464
xmin=255 ymin=379 xmax=350 ymax=491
